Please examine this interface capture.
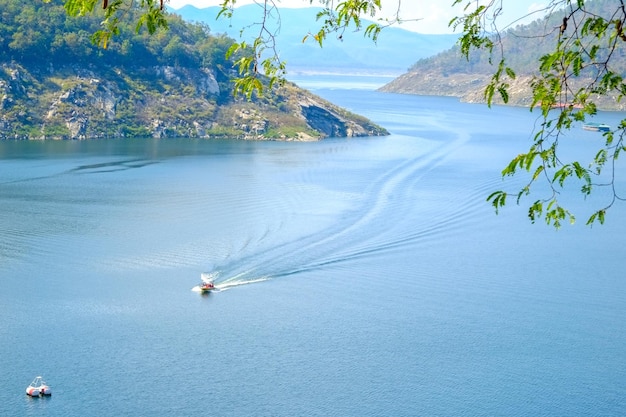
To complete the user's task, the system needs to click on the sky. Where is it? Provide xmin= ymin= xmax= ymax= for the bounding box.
xmin=166 ymin=0 xmax=548 ymax=34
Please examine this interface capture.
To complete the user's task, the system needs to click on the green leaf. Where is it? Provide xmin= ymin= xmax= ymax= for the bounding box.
xmin=505 ymin=67 xmax=516 ymax=79
xmin=364 ymin=23 xmax=382 ymax=42
xmin=498 ymin=84 xmax=509 ymax=103
xmin=552 ymin=166 xmax=573 ymax=187
xmin=528 ymin=200 xmax=543 ymax=223
xmin=486 ymin=191 xmax=507 ymax=214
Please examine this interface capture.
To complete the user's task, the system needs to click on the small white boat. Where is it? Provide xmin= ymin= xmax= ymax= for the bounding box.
xmin=26 ymin=376 xmax=51 ymax=397
xmin=199 ymin=281 xmax=215 ymax=293
xmin=583 ymin=122 xmax=610 ymax=132
xmin=198 ymin=273 xmax=216 ymax=293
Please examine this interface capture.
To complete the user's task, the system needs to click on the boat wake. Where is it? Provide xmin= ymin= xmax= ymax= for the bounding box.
xmin=192 ymin=271 xmax=270 ymax=293
xmin=189 ymin=106 xmax=495 ymax=293
xmin=190 ymin=127 xmax=483 ymax=292
xmin=214 ymin=277 xmax=270 ymax=291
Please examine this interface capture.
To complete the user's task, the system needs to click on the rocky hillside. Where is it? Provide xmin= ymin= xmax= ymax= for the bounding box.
xmin=0 ymin=0 xmax=387 ymax=141
xmin=380 ymin=60 xmax=539 ymax=107
xmin=381 ymin=0 xmax=626 ymax=111
xmin=0 ymin=62 xmax=387 ymax=141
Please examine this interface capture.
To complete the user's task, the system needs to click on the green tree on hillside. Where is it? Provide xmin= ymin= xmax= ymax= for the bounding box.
xmin=1 ymin=0 xmax=240 ymax=75
xmin=45 ymin=0 xmax=626 ymax=227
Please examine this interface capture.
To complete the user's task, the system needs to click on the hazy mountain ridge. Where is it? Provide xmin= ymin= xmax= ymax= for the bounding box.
xmin=172 ymin=5 xmax=459 ymax=75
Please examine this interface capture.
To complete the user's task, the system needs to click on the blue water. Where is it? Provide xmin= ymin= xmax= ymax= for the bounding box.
xmin=1 ymin=80 xmax=626 ymax=416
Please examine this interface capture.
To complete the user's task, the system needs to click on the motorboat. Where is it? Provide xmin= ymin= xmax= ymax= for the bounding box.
xmin=26 ymin=376 xmax=51 ymax=397
xmin=198 ymin=273 xmax=216 ymax=293
xmin=583 ymin=122 xmax=610 ymax=132
xmin=199 ymin=281 xmax=215 ymax=293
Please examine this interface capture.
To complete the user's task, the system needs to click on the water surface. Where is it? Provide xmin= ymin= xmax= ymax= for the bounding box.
xmin=1 ymin=82 xmax=626 ymax=416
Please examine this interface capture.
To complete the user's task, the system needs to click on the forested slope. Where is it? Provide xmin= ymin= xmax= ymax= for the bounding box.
xmin=0 ymin=0 xmax=387 ymax=140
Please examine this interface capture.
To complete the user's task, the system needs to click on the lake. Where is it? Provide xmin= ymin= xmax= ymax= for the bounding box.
xmin=1 ymin=76 xmax=626 ymax=416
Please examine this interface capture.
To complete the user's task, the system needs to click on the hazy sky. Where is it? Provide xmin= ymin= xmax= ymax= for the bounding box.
xmin=166 ymin=0 xmax=548 ymax=34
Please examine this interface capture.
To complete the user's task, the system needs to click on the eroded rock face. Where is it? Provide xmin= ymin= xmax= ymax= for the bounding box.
xmin=296 ymin=93 xmax=387 ymax=139
xmin=66 ymin=113 xmax=88 ymax=140
xmin=153 ymin=66 xmax=220 ymax=96
xmin=300 ymin=104 xmax=347 ymax=138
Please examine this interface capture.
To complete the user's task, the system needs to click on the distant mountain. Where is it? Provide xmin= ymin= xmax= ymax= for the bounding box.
xmin=0 ymin=0 xmax=387 ymax=140
xmin=170 ymin=5 xmax=459 ymax=75
xmin=380 ymin=0 xmax=626 ymax=110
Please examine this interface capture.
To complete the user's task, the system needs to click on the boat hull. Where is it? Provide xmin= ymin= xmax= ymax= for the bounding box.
xmin=26 ymin=386 xmax=51 ymax=396
xmin=199 ymin=282 xmax=215 ymax=293
xmin=583 ymin=123 xmax=610 ymax=132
